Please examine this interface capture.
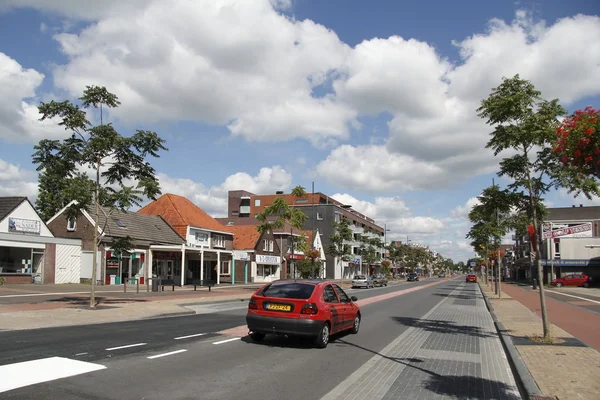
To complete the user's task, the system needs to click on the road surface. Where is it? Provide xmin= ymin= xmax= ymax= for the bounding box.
xmin=0 ymin=279 xmax=521 ymax=400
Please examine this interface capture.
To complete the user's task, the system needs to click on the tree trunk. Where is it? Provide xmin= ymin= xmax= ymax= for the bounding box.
xmin=90 ymin=159 xmax=100 ymax=308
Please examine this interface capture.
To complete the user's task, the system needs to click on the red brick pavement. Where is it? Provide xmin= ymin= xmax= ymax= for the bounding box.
xmin=502 ymin=283 xmax=600 ymax=351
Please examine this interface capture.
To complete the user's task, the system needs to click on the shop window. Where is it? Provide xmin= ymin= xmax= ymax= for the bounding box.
xmin=67 ymin=217 xmax=77 ymax=232
xmin=213 ymin=235 xmax=225 ymax=248
xmin=263 ymin=239 xmax=274 ymax=252
xmin=220 ymin=261 xmax=230 ymax=275
xmin=257 ymin=265 xmax=275 ymax=277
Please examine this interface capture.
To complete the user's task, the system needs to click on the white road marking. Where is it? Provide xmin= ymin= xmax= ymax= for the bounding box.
xmin=0 ymin=291 xmax=124 ymax=298
xmin=174 ymin=333 xmax=207 ymax=340
xmin=213 ymin=337 xmax=241 ymax=345
xmin=147 ymin=349 xmax=187 ymax=359
xmin=546 ymin=290 xmax=600 ymax=304
xmin=0 ymin=357 xmax=106 ymax=393
xmin=105 ymin=343 xmax=147 ymax=351
xmin=74 ymin=352 xmax=88 ymax=356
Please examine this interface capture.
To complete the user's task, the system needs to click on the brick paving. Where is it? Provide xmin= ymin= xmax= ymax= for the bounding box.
xmin=482 ymin=283 xmax=600 ymax=400
xmin=320 ymin=282 xmax=520 ymax=400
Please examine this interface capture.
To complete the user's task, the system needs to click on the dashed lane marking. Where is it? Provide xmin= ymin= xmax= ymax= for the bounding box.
xmin=213 ymin=337 xmax=241 ymax=345
xmin=174 ymin=333 xmax=208 ymax=340
xmin=147 ymin=349 xmax=187 ymax=359
xmin=105 ymin=343 xmax=147 ymax=351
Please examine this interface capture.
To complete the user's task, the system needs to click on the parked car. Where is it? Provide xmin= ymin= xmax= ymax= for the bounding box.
xmin=371 ymin=274 xmax=388 ymax=287
xmin=246 ymin=280 xmax=361 ymax=348
xmin=352 ymin=275 xmax=374 ymax=289
xmin=438 ymin=273 xmax=445 ymax=278
xmin=406 ymin=273 xmax=419 ymax=282
xmin=550 ymin=274 xmax=589 ymax=287
xmin=583 ymin=276 xmax=599 ymax=288
xmin=466 ymin=274 xmax=477 ymax=283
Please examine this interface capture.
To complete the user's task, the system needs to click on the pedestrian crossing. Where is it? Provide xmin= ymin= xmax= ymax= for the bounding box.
xmin=0 ymin=357 xmax=106 ymax=393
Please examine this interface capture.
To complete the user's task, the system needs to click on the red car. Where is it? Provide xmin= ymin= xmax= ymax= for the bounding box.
xmin=466 ymin=274 xmax=477 ymax=283
xmin=550 ymin=274 xmax=588 ymax=287
xmin=246 ymin=280 xmax=361 ymax=348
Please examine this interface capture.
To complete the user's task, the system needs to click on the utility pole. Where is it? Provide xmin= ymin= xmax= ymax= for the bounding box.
xmin=493 ymin=178 xmax=502 ymax=298
xmin=311 ymin=181 xmax=315 ymax=278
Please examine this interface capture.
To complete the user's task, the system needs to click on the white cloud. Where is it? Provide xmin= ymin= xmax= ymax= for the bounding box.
xmin=23 ymin=0 xmax=356 ymax=147
xmin=319 ymin=12 xmax=600 ymax=192
xmin=157 ymin=166 xmax=293 ymax=216
xmin=450 ymin=197 xmax=481 ymax=220
xmin=0 ymin=53 xmax=64 ymax=142
xmin=0 ymin=158 xmax=38 ymax=199
xmin=330 ymin=193 xmax=444 ymax=240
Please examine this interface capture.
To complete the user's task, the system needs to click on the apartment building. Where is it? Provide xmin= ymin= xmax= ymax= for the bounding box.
xmin=224 ymin=190 xmax=385 ymax=279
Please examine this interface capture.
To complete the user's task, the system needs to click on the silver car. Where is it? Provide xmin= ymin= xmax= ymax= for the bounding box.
xmin=352 ymin=275 xmax=374 ymax=289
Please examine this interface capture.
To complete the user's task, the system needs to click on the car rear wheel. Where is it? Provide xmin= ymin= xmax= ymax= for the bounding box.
xmin=351 ymin=314 xmax=361 ymax=334
xmin=249 ymin=332 xmax=265 ymax=342
xmin=315 ymin=322 xmax=330 ymax=348
xmin=583 ymin=282 xmax=590 ymax=288
xmin=556 ymin=282 xmax=563 ymax=287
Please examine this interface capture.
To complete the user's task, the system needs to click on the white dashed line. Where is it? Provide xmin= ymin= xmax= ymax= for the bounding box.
xmin=546 ymin=290 xmax=600 ymax=304
xmin=213 ymin=337 xmax=241 ymax=345
xmin=74 ymin=352 xmax=88 ymax=356
xmin=105 ymin=343 xmax=147 ymax=351
xmin=174 ymin=333 xmax=208 ymax=340
xmin=147 ymin=349 xmax=187 ymax=359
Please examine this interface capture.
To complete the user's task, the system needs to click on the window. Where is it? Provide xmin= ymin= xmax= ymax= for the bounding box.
xmin=323 ymin=285 xmax=339 ymax=303
xmin=113 ymin=219 xmax=126 ymax=228
xmin=67 ymin=217 xmax=76 ymax=232
xmin=261 ymin=283 xmax=315 ymax=299
xmin=554 ymin=241 xmax=560 ymax=256
xmin=295 ymin=199 xmax=308 ymax=203
xmin=332 ymin=285 xmax=350 ymax=302
xmin=213 ymin=235 xmax=225 ymax=248
xmin=220 ymin=261 xmax=230 ymax=275
xmin=255 ymin=199 xmax=261 ymax=207
xmin=263 ymin=239 xmax=274 ymax=252
xmin=195 ymin=232 xmax=209 ymax=245
xmin=317 ymin=212 xmax=323 ymax=220
xmin=257 ymin=265 xmax=276 ymax=277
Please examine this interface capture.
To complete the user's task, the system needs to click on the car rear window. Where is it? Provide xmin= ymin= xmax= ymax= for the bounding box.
xmin=354 ymin=275 xmax=366 ymax=279
xmin=261 ymin=283 xmax=315 ymax=299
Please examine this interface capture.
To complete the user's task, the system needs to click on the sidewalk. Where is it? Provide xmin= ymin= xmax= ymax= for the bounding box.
xmin=480 ymin=282 xmax=600 ymax=400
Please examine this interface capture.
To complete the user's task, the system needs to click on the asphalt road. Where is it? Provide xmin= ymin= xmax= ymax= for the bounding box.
xmin=0 ymin=278 xmax=504 ymax=400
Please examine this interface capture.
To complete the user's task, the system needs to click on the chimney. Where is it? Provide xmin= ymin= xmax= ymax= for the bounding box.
xmin=580 ymin=204 xmax=583 ymax=207
xmin=276 ymin=191 xmax=283 ymax=195
xmin=572 ymin=205 xmax=576 ymax=208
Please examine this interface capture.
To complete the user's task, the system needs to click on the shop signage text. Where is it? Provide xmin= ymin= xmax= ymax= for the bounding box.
xmin=541 ymin=222 xmax=592 ymax=240
xmin=8 ymin=217 xmax=40 ymax=234
xmin=256 ymin=255 xmax=281 ymax=265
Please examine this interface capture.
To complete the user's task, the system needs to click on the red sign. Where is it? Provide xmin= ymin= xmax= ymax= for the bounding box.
xmin=288 ymin=254 xmax=305 ymax=260
xmin=541 ymin=223 xmax=592 ymax=240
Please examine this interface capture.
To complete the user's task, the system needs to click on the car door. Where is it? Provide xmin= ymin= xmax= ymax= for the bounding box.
xmin=323 ymin=284 xmax=345 ymax=332
xmin=332 ymin=284 xmax=354 ymax=329
xmin=573 ymin=275 xmax=587 ymax=286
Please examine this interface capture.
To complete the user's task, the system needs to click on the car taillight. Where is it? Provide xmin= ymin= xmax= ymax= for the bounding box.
xmin=248 ymin=299 xmax=258 ymax=310
xmin=301 ymin=303 xmax=318 ymax=315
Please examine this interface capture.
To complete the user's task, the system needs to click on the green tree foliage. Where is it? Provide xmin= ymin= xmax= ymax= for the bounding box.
xmin=326 ymin=217 xmax=353 ymax=283
xmin=33 ymin=85 xmax=167 ymax=307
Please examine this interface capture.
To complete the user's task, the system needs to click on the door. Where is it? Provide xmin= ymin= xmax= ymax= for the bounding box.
xmin=332 ymin=284 xmax=354 ymax=329
xmin=323 ymin=285 xmax=345 ymax=332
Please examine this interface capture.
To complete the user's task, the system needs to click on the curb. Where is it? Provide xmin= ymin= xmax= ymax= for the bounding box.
xmin=147 ymin=310 xmax=197 ymax=319
xmin=478 ymin=284 xmax=547 ymax=400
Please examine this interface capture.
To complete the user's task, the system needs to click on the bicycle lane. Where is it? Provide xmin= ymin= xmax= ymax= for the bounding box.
xmin=502 ymin=283 xmax=600 ymax=351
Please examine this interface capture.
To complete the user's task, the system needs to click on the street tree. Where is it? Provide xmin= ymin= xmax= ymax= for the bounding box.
xmin=33 ymin=85 xmax=167 ymax=308
xmin=477 ymin=74 xmax=600 ymax=338
xmin=326 ymin=217 xmax=353 ymax=284
xmin=256 ymin=185 xmax=308 ymax=278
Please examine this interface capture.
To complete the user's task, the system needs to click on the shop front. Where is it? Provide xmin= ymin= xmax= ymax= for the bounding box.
xmin=104 ymin=249 xmax=148 ymax=285
xmin=254 ymin=254 xmax=281 ymax=283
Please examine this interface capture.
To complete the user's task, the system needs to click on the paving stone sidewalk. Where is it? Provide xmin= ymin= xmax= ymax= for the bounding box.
xmin=321 ymin=281 xmax=520 ymax=400
xmin=481 ymin=283 xmax=600 ymax=400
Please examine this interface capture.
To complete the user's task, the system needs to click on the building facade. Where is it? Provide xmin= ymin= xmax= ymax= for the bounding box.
xmin=1 ymin=197 xmax=81 ymax=285
xmin=224 ymin=190 xmax=385 ymax=279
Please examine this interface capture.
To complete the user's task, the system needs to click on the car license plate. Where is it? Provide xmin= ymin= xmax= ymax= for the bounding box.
xmin=266 ymin=303 xmax=291 ymax=312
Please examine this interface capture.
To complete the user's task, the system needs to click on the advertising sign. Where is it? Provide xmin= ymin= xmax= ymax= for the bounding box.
xmin=8 ymin=217 xmax=41 ymax=234
xmin=541 ymin=222 xmax=592 ymax=240
xmin=256 ymin=254 xmax=281 ymax=265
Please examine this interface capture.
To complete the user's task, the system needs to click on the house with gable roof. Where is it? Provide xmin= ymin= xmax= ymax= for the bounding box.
xmin=228 ymin=224 xmax=283 ymax=283
xmin=138 ymin=193 xmax=234 ymax=286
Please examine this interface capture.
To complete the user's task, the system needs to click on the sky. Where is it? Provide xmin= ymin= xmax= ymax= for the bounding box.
xmin=0 ymin=0 xmax=599 ymax=263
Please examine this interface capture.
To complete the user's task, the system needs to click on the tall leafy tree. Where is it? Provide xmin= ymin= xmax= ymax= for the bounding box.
xmin=33 ymin=85 xmax=167 ymax=307
xmin=477 ymin=74 xmax=600 ymax=338
xmin=256 ymin=185 xmax=308 ymax=278
xmin=326 ymin=217 xmax=353 ymax=283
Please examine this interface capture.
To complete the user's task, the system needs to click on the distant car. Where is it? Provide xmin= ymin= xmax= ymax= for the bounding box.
xmin=438 ymin=273 xmax=445 ymax=278
xmin=406 ymin=273 xmax=419 ymax=282
xmin=246 ymin=280 xmax=361 ymax=348
xmin=371 ymin=274 xmax=388 ymax=287
xmin=550 ymin=274 xmax=588 ymax=288
xmin=466 ymin=274 xmax=477 ymax=283
xmin=352 ymin=275 xmax=374 ymax=289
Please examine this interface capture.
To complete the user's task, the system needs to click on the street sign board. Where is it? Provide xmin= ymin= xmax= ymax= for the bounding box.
xmin=541 ymin=222 xmax=592 ymax=240
xmin=469 ymin=261 xmax=476 ymax=267
xmin=354 ymin=258 xmax=360 ymax=265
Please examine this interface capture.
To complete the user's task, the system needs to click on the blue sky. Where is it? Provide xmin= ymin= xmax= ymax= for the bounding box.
xmin=0 ymin=0 xmax=599 ymax=263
